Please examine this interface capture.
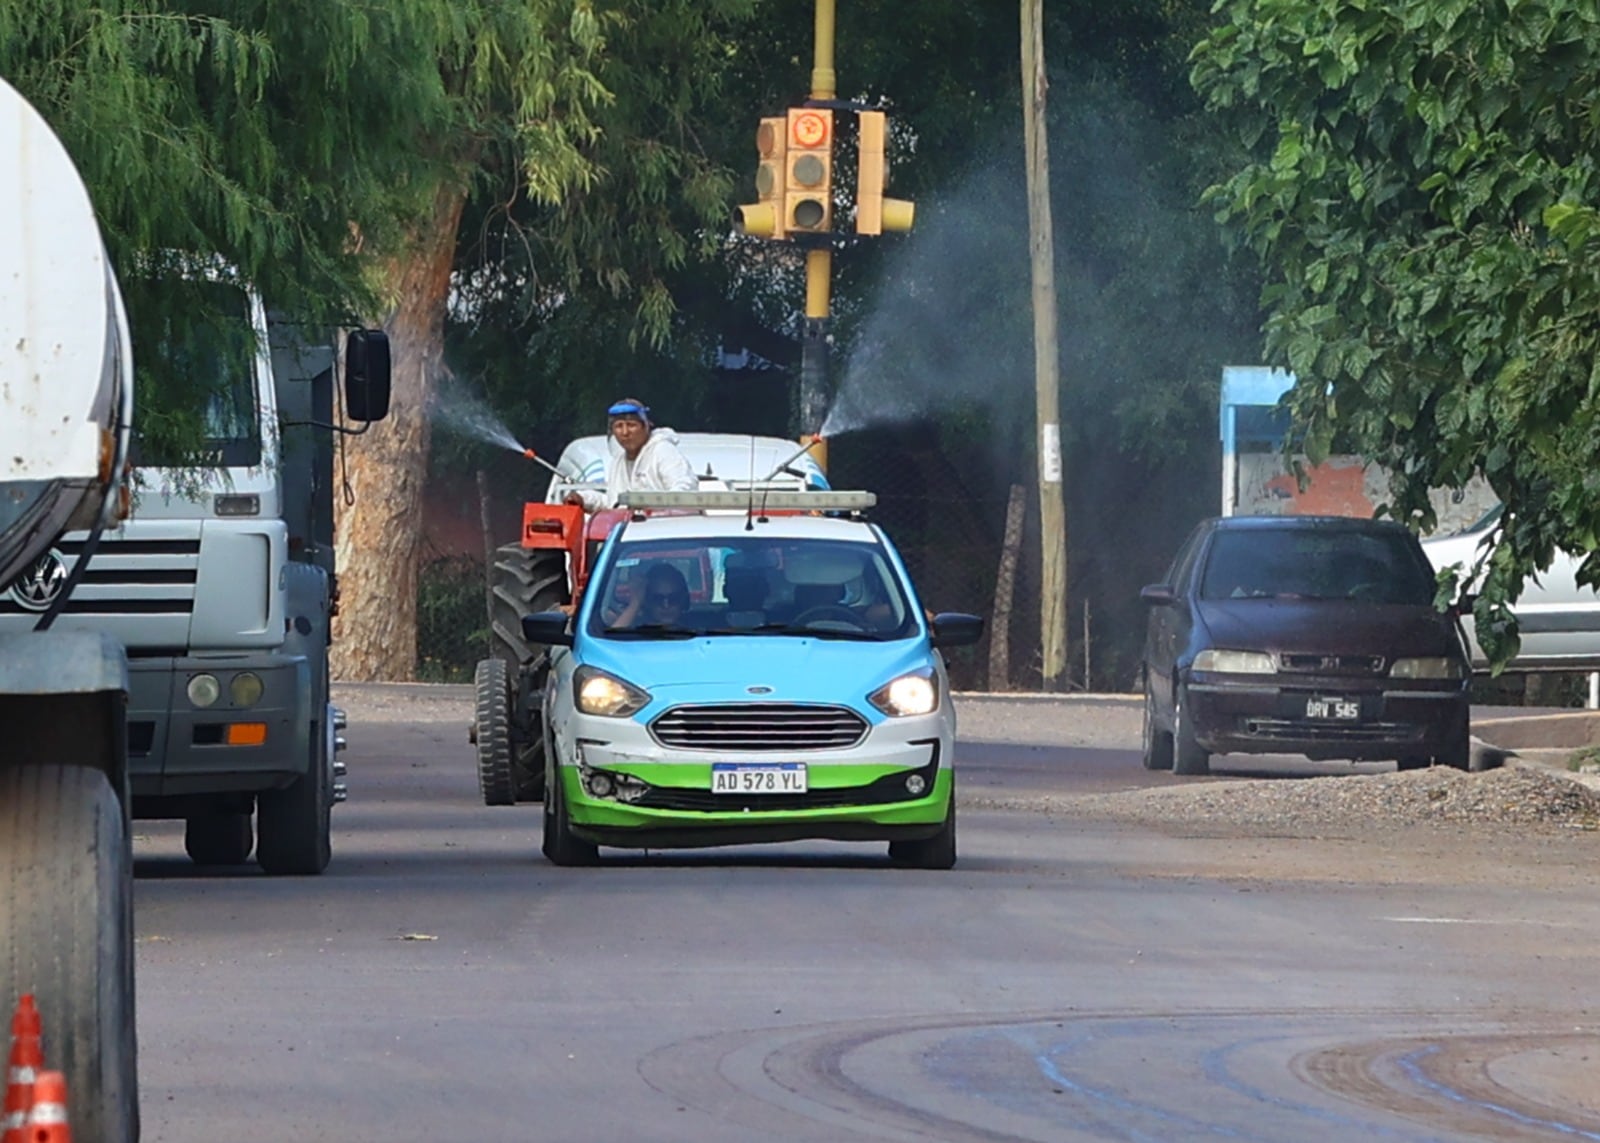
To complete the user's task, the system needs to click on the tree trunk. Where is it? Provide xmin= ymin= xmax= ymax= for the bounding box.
xmin=331 ymin=183 xmax=467 ymax=681
xmin=988 ymin=483 xmax=1026 ymax=691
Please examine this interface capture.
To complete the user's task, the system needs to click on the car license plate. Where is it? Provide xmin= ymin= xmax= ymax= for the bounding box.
xmin=1305 ymin=697 xmax=1360 ymax=721
xmin=711 ymin=763 xmax=808 ymax=794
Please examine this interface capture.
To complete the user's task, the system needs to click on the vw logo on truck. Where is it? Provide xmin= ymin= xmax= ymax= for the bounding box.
xmin=7 ymin=549 xmax=69 ymax=611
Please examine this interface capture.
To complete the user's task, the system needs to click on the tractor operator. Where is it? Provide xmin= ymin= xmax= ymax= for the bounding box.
xmin=564 ymin=397 xmax=697 ymax=511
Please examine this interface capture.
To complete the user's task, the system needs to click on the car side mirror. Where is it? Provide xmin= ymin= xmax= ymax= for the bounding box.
xmin=344 ymin=328 xmax=392 ymax=422
xmin=521 ymin=610 xmax=574 ymax=648
xmin=1140 ymin=584 xmax=1176 ymax=607
xmin=930 ymin=612 xmax=984 ymax=648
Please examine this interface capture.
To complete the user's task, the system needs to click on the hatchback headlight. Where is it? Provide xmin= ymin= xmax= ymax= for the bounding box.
xmin=1389 ymin=656 xmax=1465 ymax=680
xmin=868 ymin=669 xmax=939 ymax=717
xmin=1192 ymin=649 xmax=1275 ymax=674
xmin=573 ymin=666 xmax=651 ymax=717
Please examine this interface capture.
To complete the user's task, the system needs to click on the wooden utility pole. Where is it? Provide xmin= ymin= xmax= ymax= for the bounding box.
xmin=1021 ymin=0 xmax=1068 ymax=690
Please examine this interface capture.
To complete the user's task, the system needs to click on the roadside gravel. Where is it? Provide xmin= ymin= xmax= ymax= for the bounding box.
xmin=966 ymin=763 xmax=1600 ymax=831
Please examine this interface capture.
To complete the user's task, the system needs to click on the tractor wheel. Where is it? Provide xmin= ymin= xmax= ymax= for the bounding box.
xmin=474 ymin=658 xmax=517 ymax=806
xmin=490 ymin=543 xmax=567 ymax=803
xmin=489 ymin=543 xmax=569 ymax=671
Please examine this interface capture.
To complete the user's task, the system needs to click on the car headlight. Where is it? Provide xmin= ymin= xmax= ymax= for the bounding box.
xmin=1389 ymin=656 xmax=1465 ymax=680
xmin=229 ymin=672 xmax=264 ymax=707
xmin=1192 ymin=649 xmax=1276 ymax=674
xmin=573 ymin=666 xmax=651 ymax=717
xmin=868 ymin=669 xmax=939 ymax=717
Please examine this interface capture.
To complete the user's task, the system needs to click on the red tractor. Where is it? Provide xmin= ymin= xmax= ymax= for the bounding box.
xmin=471 ymin=502 xmax=625 ymax=805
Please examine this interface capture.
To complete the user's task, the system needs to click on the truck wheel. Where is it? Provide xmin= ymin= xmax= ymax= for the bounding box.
xmin=1172 ymin=686 xmax=1212 ymax=776
xmin=256 ymin=720 xmax=332 ymax=875
xmin=184 ymin=812 xmax=254 ymax=865
xmin=474 ymin=658 xmax=517 ymax=806
xmin=0 ymin=765 xmax=138 ymax=1143
xmin=888 ymin=792 xmax=957 ymax=870
xmin=542 ymin=740 xmax=597 ymax=867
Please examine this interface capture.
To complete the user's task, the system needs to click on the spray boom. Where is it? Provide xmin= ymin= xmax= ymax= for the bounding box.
xmin=760 ymin=435 xmax=824 ymax=483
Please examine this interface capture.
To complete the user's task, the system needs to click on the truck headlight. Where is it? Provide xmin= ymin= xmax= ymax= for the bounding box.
xmin=574 ymin=666 xmax=650 ymax=718
xmin=1192 ymin=649 xmax=1275 ymax=674
xmin=868 ymin=669 xmax=939 ymax=717
xmin=1389 ymin=657 xmax=1465 ymax=679
xmin=229 ymin=672 xmax=264 ymax=707
xmin=186 ymin=673 xmax=221 ymax=708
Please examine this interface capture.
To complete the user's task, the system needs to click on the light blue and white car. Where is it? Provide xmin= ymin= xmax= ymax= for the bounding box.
xmin=521 ymin=491 xmax=983 ymax=867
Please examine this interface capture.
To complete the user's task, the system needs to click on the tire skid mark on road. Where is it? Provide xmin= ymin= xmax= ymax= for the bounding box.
xmin=638 ymin=1007 xmax=1511 ymax=1143
xmin=1300 ymin=1033 xmax=1600 ymax=1143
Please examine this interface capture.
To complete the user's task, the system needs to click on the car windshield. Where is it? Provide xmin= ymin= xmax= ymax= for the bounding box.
xmin=587 ymin=535 xmax=916 ymax=641
xmin=1199 ymin=528 xmax=1435 ymax=605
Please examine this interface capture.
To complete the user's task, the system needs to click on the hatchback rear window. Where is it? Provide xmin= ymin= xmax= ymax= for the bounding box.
xmin=1199 ymin=528 xmax=1435 ymax=604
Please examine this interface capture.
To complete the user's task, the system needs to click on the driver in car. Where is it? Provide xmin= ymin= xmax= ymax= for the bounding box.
xmin=610 ymin=563 xmax=691 ymax=629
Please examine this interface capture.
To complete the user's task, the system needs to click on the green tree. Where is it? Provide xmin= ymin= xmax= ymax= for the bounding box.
xmin=1193 ymin=0 xmax=1600 ymax=665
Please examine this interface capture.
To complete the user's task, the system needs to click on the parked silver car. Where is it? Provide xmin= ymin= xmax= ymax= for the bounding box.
xmin=1420 ymin=505 xmax=1600 ymax=670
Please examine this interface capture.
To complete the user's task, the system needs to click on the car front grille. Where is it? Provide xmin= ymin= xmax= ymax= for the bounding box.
xmin=1242 ymin=718 xmax=1422 ymax=743
xmin=635 ymin=759 xmax=938 ymax=813
xmin=650 ymin=703 xmax=868 ymax=752
xmin=1277 ymin=653 xmax=1386 ymax=675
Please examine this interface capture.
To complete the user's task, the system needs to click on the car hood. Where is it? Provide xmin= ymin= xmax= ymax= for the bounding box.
xmin=1196 ymin=599 xmax=1462 ymax=659
xmin=577 ymin=635 xmax=936 ymax=705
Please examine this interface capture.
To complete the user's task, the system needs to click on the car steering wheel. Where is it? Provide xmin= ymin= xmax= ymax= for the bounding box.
xmin=790 ymin=605 xmax=868 ymax=631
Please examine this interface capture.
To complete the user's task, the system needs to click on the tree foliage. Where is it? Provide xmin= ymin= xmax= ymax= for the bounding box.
xmin=1193 ymin=0 xmax=1600 ymax=665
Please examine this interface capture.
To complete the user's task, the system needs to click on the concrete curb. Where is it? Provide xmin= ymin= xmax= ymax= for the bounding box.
xmin=1472 ymin=710 xmax=1600 ymax=752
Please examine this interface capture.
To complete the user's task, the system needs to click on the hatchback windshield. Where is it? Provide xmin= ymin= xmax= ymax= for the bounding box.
xmin=1199 ymin=528 xmax=1435 ymax=605
xmin=587 ymin=536 xmax=916 ymax=640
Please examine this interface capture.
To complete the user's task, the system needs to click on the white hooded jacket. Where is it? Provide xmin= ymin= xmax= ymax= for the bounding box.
xmin=574 ymin=426 xmax=698 ymax=511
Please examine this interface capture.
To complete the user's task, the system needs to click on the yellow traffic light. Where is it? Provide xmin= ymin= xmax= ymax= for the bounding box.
xmin=736 ymin=116 xmax=789 ymax=239
xmin=785 ymin=108 xmax=833 ymax=233
xmin=856 ymin=110 xmax=914 ymax=236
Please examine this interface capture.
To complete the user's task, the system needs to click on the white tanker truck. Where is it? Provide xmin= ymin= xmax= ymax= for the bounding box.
xmin=1 ymin=76 xmax=140 ymax=1142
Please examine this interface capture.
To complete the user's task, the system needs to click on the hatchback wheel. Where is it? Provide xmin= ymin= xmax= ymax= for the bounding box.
xmin=1172 ymin=686 xmax=1211 ymax=776
xmin=1141 ymin=685 xmax=1173 ymax=771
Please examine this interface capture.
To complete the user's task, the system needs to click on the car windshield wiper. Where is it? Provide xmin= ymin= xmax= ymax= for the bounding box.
xmin=747 ymin=623 xmax=887 ymax=642
xmin=600 ymin=623 xmax=700 ymax=640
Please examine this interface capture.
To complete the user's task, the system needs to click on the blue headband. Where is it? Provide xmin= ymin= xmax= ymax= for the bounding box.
xmin=607 ymin=400 xmax=649 ymax=419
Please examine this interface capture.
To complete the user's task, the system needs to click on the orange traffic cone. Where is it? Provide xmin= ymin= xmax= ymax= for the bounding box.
xmin=20 ymin=1071 xmax=69 ymax=1143
xmin=2 ymin=997 xmax=43 ymax=1143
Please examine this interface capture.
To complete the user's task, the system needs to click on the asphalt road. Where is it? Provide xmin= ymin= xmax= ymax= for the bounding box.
xmin=128 ymin=691 xmax=1600 ymax=1142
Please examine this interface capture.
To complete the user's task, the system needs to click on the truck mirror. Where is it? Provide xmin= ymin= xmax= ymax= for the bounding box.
xmin=344 ymin=329 xmax=392 ymax=422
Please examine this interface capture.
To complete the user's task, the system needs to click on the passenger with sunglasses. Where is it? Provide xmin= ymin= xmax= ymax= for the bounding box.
xmin=610 ymin=563 xmax=692 ymax=629
xmin=563 ymin=397 xmax=696 ymax=512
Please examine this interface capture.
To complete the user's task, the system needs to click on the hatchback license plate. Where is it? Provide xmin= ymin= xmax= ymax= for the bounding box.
xmin=711 ymin=763 xmax=808 ymax=794
xmin=1305 ymin=697 xmax=1360 ymax=721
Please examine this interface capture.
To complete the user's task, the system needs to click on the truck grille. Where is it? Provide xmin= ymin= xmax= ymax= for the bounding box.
xmin=0 ymin=535 xmax=199 ymax=617
xmin=650 ymin=703 xmax=868 ymax=752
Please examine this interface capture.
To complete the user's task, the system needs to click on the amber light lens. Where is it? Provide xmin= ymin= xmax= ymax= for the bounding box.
xmin=225 ymin=723 xmax=268 ymax=746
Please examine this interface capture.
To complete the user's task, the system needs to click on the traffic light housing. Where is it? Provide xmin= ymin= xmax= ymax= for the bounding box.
xmin=856 ymin=111 xmax=914 ymax=236
xmin=735 ymin=116 xmax=789 ymax=239
xmin=785 ymin=108 xmax=833 ymax=234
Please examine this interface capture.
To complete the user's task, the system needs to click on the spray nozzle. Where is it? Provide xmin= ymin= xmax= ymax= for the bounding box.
xmin=518 ymin=445 xmax=566 ymax=478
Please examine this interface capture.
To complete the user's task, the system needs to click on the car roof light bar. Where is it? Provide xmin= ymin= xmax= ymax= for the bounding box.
xmin=619 ymin=490 xmax=876 ymax=512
